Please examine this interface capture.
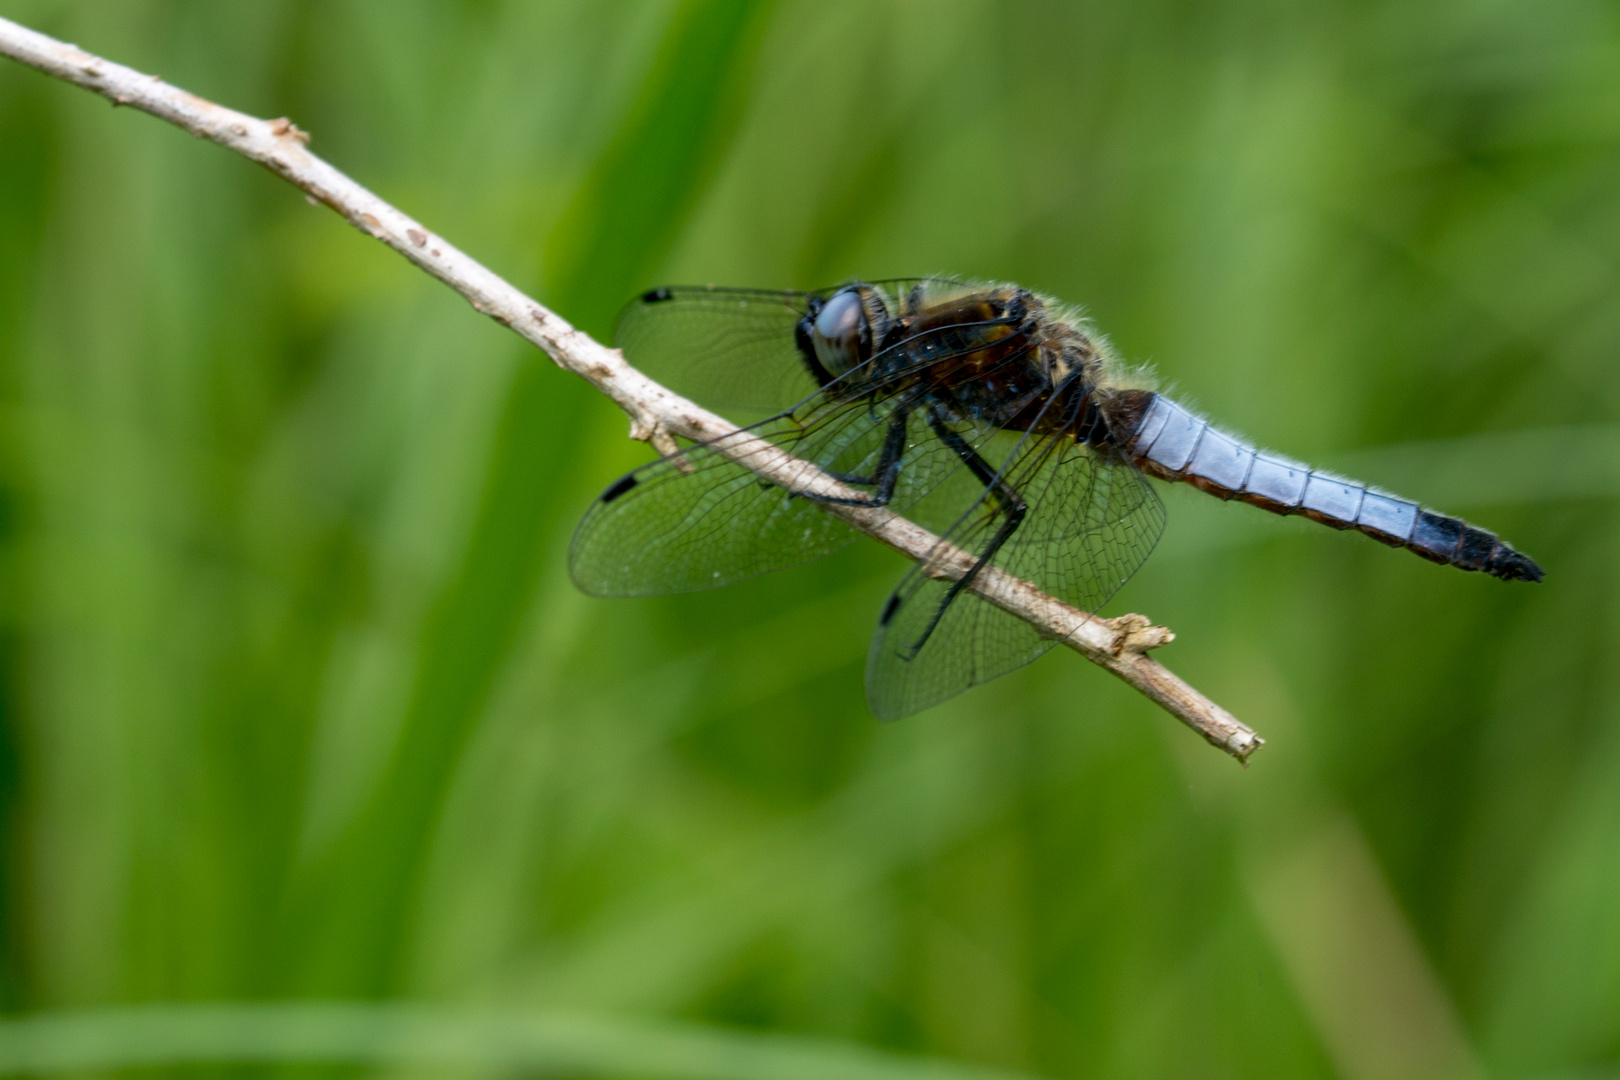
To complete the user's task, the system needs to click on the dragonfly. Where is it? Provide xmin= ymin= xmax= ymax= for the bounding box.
xmin=569 ymin=279 xmax=1543 ymax=718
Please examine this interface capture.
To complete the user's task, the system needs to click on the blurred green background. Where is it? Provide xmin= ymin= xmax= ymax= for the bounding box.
xmin=0 ymin=1 xmax=1614 ymax=1078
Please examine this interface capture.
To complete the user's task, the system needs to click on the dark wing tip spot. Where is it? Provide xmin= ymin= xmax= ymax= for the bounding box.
xmin=879 ymin=593 xmax=902 ymax=626
xmin=602 ymin=474 xmax=639 ymax=503
xmin=641 ymin=287 xmax=674 ymax=303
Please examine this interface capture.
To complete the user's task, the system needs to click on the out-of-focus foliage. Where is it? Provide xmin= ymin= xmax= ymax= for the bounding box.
xmin=0 ymin=1 xmax=1615 ymax=1077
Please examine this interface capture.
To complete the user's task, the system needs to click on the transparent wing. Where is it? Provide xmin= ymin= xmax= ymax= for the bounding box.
xmin=573 ymin=313 xmax=1049 ymax=598
xmin=612 ymin=279 xmax=969 ymax=416
xmin=614 ymin=287 xmax=815 ymax=416
xmin=568 ymin=407 xmax=1005 ymax=597
xmin=866 ymin=435 xmax=1166 ymax=719
xmin=569 ymin=422 xmax=859 ymax=597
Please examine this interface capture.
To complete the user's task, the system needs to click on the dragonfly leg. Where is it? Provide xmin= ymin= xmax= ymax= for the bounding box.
xmin=799 ymin=402 xmax=913 ymax=508
xmin=893 ymin=407 xmax=1031 ymax=658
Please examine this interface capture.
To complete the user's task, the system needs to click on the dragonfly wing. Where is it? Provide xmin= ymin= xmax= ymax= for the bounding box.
xmin=573 ymin=317 xmax=1051 ymax=598
xmin=569 ymin=388 xmax=1011 ymax=596
xmin=568 ymin=417 xmax=856 ymax=596
xmin=615 ymin=287 xmax=817 ymax=416
xmin=866 ymin=438 xmax=1166 ymax=719
xmin=614 ymin=278 xmax=977 ymax=417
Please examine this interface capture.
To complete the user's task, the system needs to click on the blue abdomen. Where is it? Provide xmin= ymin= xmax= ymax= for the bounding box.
xmin=1122 ymin=393 xmax=1542 ymax=582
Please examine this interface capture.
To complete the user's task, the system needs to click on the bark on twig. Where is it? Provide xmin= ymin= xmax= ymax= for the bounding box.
xmin=0 ymin=15 xmax=1263 ymax=761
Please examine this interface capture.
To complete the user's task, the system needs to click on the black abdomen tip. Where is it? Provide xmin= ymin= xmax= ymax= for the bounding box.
xmin=1408 ymin=510 xmax=1543 ymax=582
xmin=641 ymin=287 xmax=674 ymax=303
xmin=1489 ymin=546 xmax=1544 ymax=583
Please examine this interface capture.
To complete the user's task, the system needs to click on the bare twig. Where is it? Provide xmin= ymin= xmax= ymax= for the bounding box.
xmin=0 ymin=15 xmax=1263 ymax=761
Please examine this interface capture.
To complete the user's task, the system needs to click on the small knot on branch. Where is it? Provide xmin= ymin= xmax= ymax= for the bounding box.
xmin=1106 ymin=613 xmax=1174 ymax=656
xmin=268 ymin=116 xmax=310 ymax=145
xmin=629 ymin=414 xmax=685 ymax=464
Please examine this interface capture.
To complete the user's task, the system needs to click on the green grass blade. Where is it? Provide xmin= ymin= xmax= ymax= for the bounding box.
xmin=0 ymin=1003 xmax=1044 ymax=1080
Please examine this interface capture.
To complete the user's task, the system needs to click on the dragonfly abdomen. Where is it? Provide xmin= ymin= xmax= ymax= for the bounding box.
xmin=1117 ymin=393 xmax=1543 ymax=582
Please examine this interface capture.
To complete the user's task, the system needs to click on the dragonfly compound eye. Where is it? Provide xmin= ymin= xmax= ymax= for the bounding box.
xmin=811 ymin=288 xmax=869 ymax=376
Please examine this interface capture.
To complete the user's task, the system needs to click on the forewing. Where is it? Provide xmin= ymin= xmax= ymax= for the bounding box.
xmin=569 ymin=423 xmax=858 ymax=596
xmin=573 ymin=315 xmax=1050 ymax=598
xmin=569 ymin=387 xmax=1018 ymax=596
xmin=614 ymin=287 xmax=816 ymax=415
xmin=866 ymin=438 xmax=1166 ymax=719
xmin=613 ymin=278 xmax=976 ymax=416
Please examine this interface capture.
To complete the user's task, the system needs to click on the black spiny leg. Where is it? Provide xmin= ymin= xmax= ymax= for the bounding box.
xmin=800 ymin=402 xmax=913 ymax=508
xmin=896 ymin=406 xmax=1030 ymax=658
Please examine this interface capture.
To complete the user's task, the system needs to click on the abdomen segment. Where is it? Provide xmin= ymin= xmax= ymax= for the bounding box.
xmin=1120 ymin=393 xmax=1543 ymax=582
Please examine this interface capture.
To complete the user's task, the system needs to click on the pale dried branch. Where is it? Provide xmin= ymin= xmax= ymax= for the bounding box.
xmin=0 ymin=15 xmax=1263 ymax=761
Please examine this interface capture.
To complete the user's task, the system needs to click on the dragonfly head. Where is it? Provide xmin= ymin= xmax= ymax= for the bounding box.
xmin=808 ymin=286 xmax=875 ymax=378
